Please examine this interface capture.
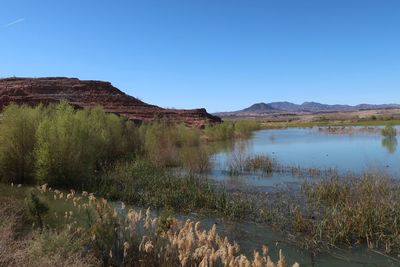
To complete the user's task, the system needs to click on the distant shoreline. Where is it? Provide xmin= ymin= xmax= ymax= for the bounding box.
xmin=219 ymin=108 xmax=400 ymax=129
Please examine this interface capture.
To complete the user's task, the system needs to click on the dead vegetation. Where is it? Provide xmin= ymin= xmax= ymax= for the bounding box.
xmin=0 ymin=185 xmax=300 ymax=267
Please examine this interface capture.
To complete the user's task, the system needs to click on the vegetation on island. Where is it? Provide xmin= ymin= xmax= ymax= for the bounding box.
xmin=381 ymin=125 xmax=397 ymax=138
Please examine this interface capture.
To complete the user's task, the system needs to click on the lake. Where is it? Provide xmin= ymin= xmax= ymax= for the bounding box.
xmin=210 ymin=127 xmax=400 ymax=188
xmin=202 ymin=126 xmax=400 ymax=266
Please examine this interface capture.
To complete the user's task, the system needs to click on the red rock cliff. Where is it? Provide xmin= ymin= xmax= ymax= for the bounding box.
xmin=0 ymin=77 xmax=221 ymax=127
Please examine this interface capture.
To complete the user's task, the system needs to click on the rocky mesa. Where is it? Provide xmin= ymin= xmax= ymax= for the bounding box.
xmin=0 ymin=77 xmax=221 ymax=127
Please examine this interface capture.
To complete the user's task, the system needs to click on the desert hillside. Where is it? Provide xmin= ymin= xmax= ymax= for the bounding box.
xmin=0 ymin=77 xmax=221 ymax=127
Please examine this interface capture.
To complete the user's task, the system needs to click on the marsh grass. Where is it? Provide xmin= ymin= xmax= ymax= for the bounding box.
xmin=243 ymin=155 xmax=279 ymax=175
xmin=227 ymin=152 xmax=338 ymax=179
xmin=0 ymin=195 xmax=99 ymax=267
xmin=179 ymin=146 xmax=211 ymax=174
xmin=0 ymin=183 xmax=300 ymax=267
xmin=86 ymin=160 xmax=252 ymax=219
xmin=260 ymin=172 xmax=400 ymax=255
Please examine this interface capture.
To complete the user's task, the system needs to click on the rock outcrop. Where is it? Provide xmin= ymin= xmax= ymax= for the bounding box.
xmin=0 ymin=77 xmax=221 ymax=127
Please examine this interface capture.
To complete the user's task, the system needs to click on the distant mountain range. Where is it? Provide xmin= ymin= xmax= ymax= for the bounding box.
xmin=214 ymin=102 xmax=400 ymax=116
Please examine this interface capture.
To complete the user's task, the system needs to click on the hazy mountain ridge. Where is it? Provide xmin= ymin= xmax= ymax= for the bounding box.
xmin=216 ymin=101 xmax=400 ymax=116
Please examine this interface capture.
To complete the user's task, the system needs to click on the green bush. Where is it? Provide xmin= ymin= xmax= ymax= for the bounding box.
xmin=204 ymin=120 xmax=259 ymax=141
xmin=381 ymin=125 xmax=397 ymax=137
xmin=0 ymin=102 xmax=140 ymax=187
xmin=234 ymin=120 xmax=260 ymax=138
xmin=139 ymin=122 xmax=201 ymax=166
xmin=0 ymin=104 xmax=44 ymax=184
xmin=204 ymin=121 xmax=235 ymax=141
xmin=35 ymin=103 xmax=138 ymax=187
xmin=27 ymin=191 xmax=49 ymax=229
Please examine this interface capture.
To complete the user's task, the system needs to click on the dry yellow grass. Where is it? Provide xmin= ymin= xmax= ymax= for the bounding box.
xmin=1 ymin=183 xmax=301 ymax=267
xmin=0 ymin=197 xmax=98 ymax=267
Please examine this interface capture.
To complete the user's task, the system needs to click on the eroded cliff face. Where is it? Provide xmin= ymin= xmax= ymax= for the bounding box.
xmin=0 ymin=77 xmax=221 ymax=127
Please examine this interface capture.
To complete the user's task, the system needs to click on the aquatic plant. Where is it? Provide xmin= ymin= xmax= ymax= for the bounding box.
xmin=243 ymin=155 xmax=278 ymax=174
xmin=87 ymin=159 xmax=252 ymax=219
xmin=260 ymin=172 xmax=400 ymax=255
xmin=381 ymin=125 xmax=397 ymax=137
xmin=227 ymin=153 xmax=338 ymax=179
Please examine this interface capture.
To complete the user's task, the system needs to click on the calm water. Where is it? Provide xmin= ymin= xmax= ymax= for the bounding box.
xmin=210 ymin=127 xmax=400 ymax=188
xmin=202 ymin=126 xmax=400 ymax=266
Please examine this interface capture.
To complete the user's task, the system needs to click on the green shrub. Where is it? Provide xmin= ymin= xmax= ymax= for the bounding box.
xmin=204 ymin=121 xmax=235 ymax=141
xmin=381 ymin=125 xmax=397 ymax=137
xmin=204 ymin=120 xmax=259 ymax=141
xmin=27 ymin=191 xmax=49 ymax=229
xmin=0 ymin=104 xmax=44 ymax=184
xmin=234 ymin=120 xmax=260 ymax=138
xmin=35 ymin=103 xmax=138 ymax=187
xmin=139 ymin=122 xmax=201 ymax=166
xmin=261 ymin=173 xmax=400 ymax=253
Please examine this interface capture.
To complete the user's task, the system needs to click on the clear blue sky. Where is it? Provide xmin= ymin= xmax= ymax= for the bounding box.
xmin=1 ymin=0 xmax=399 ymax=112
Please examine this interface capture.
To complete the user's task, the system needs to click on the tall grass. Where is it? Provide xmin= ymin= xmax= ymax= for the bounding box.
xmin=260 ymin=172 xmax=400 ymax=254
xmin=227 ymin=152 xmax=337 ymax=179
xmin=0 ymin=184 xmax=300 ymax=267
xmin=86 ymin=160 xmax=252 ymax=219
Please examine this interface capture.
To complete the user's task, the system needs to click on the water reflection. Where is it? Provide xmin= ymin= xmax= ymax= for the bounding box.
xmin=210 ymin=127 xmax=400 ymax=181
xmin=382 ymin=137 xmax=398 ymax=154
